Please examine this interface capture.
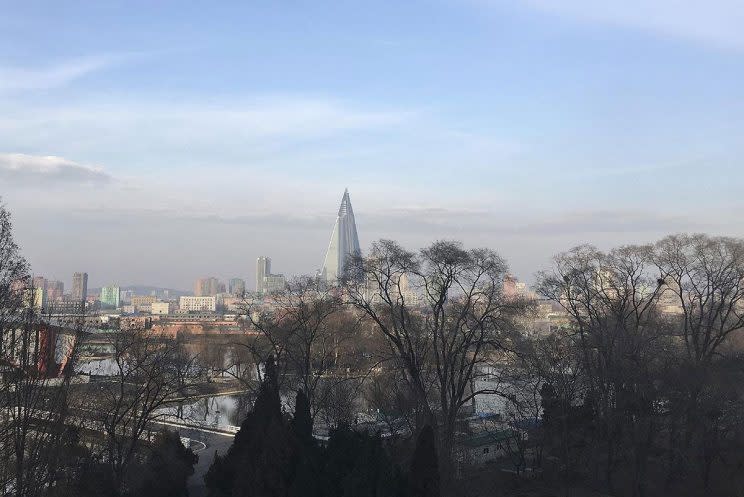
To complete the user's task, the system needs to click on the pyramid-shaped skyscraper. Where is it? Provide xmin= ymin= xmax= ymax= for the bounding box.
xmin=321 ymin=189 xmax=361 ymax=282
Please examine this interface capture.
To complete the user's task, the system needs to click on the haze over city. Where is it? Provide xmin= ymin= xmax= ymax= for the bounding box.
xmin=6 ymin=3 xmax=744 ymax=497
xmin=2 ymin=1 xmax=743 ymax=290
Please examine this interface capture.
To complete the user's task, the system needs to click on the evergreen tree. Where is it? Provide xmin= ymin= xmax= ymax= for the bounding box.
xmin=343 ymin=433 xmax=398 ymax=497
xmin=206 ymin=359 xmax=404 ymax=497
xmin=131 ymin=429 xmax=198 ymax=497
xmin=205 ymin=355 xmax=293 ymax=497
xmin=323 ymin=424 xmax=360 ymax=497
xmin=288 ymin=390 xmax=321 ymax=497
xmin=408 ymin=425 xmax=440 ymax=497
xmin=204 ymin=452 xmax=231 ymax=497
xmin=290 ymin=389 xmax=313 ymax=443
xmin=323 ymin=424 xmax=402 ymax=497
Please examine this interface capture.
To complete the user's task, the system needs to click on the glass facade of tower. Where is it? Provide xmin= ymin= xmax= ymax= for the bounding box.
xmin=321 ymin=189 xmax=361 ymax=282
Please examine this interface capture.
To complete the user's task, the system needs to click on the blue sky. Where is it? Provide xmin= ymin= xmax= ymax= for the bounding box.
xmin=1 ymin=1 xmax=743 ymax=290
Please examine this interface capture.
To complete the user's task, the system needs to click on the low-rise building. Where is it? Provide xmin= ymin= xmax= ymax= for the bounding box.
xmin=46 ymin=296 xmax=85 ymax=314
xmin=120 ymin=316 xmax=152 ymax=331
xmin=131 ymin=295 xmax=157 ymax=308
xmin=222 ymin=295 xmax=245 ymax=312
xmin=263 ymin=274 xmax=287 ymax=294
xmin=151 ymin=301 xmax=170 ymax=315
xmin=455 ymin=430 xmax=514 ymax=469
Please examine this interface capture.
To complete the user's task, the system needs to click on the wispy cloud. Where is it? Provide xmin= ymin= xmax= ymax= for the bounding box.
xmin=360 ymin=206 xmax=699 ymax=236
xmin=511 ymin=0 xmax=744 ymax=50
xmin=22 ymin=203 xmax=695 ymax=239
xmin=511 ymin=209 xmax=698 ymax=235
xmin=0 ymin=153 xmax=112 ymax=184
xmin=0 ymin=96 xmax=413 ymax=147
xmin=0 ymin=55 xmax=118 ymax=93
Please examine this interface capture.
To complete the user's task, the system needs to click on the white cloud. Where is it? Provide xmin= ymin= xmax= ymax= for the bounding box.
xmin=514 ymin=0 xmax=744 ymax=50
xmin=0 ymin=55 xmax=117 ymax=93
xmin=0 ymin=153 xmax=112 ymax=184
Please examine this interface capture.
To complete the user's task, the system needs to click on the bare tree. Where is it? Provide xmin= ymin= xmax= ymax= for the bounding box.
xmin=519 ymin=329 xmax=585 ymax=492
xmin=364 ymin=371 xmax=417 ymax=439
xmin=497 ymin=367 xmax=544 ymax=476
xmin=241 ymin=276 xmax=364 ymax=420
xmin=0 ymin=199 xmax=31 ymax=495
xmin=536 ymin=243 xmax=671 ymax=496
xmin=653 ymin=234 xmax=744 ymax=490
xmin=654 ymin=234 xmax=744 ymax=364
xmin=343 ymin=239 xmax=531 ymax=471
xmin=75 ymin=328 xmax=200 ymax=492
xmin=0 ymin=201 xmax=87 ymax=497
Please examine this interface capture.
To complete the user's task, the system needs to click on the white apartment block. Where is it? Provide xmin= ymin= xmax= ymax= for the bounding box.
xmin=263 ymin=274 xmax=287 ymax=294
xmin=151 ymin=301 xmax=170 ymax=315
xmin=179 ymin=296 xmax=216 ymax=312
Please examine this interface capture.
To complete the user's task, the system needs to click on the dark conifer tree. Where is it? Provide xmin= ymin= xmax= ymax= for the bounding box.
xmin=131 ymin=429 xmax=198 ymax=497
xmin=205 ymin=355 xmax=293 ymax=497
xmin=322 ymin=424 xmax=402 ymax=497
xmin=204 ymin=452 xmax=231 ymax=497
xmin=343 ymin=433 xmax=399 ymax=497
xmin=290 ymin=389 xmax=313 ymax=443
xmin=323 ymin=424 xmax=360 ymax=497
xmin=288 ymin=389 xmax=321 ymax=497
xmin=206 ymin=359 xmax=404 ymax=497
xmin=408 ymin=425 xmax=440 ymax=497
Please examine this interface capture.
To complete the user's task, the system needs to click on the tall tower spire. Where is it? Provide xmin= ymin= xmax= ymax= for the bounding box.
xmin=321 ymin=189 xmax=361 ymax=282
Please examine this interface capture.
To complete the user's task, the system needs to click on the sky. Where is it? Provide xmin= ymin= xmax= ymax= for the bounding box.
xmin=1 ymin=0 xmax=743 ymax=291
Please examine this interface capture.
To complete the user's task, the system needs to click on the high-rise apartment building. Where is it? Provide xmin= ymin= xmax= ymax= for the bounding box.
xmin=31 ymin=276 xmax=47 ymax=308
xmin=229 ymin=278 xmax=246 ymax=296
xmin=120 ymin=290 xmax=134 ymax=304
xmin=194 ymin=277 xmax=221 ymax=296
xmin=321 ymin=189 xmax=360 ymax=282
xmin=256 ymin=258 xmax=288 ymax=294
xmin=194 ymin=278 xmax=207 ymax=296
xmin=256 ymin=257 xmax=271 ymax=293
xmin=32 ymin=276 xmax=47 ymax=291
xmin=23 ymin=286 xmax=45 ymax=310
xmin=46 ymin=280 xmax=64 ymax=301
xmin=72 ymin=272 xmax=88 ymax=301
xmin=100 ymin=285 xmax=121 ymax=308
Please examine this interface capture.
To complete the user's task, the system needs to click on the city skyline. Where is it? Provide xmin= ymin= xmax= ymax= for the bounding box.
xmin=2 ymin=1 xmax=743 ymax=289
xmin=2 ymin=5 xmax=744 ymax=496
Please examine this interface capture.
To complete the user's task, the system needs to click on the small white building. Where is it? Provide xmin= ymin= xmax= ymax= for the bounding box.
xmin=151 ymin=301 xmax=170 ymax=315
xmin=455 ymin=430 xmax=513 ymax=468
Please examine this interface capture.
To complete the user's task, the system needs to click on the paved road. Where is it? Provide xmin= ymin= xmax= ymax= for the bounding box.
xmin=172 ymin=426 xmax=235 ymax=497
